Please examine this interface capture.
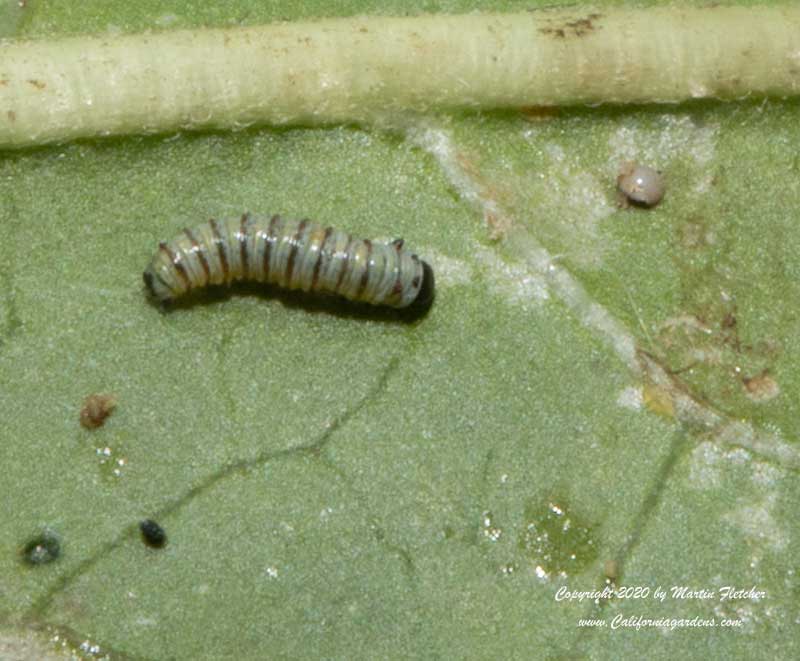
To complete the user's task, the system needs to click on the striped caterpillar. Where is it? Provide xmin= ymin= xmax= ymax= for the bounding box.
xmin=143 ymin=214 xmax=434 ymax=311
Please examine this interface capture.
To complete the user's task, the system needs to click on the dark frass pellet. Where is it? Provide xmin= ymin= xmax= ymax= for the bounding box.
xmin=139 ymin=519 xmax=167 ymax=548
xmin=79 ymin=393 xmax=117 ymax=429
xmin=21 ymin=532 xmax=60 ymax=566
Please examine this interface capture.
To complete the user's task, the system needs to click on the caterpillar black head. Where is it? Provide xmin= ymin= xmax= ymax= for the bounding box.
xmin=406 ymin=260 xmax=435 ymax=316
xmin=143 ymin=268 xmax=174 ymax=305
xmin=142 ymin=270 xmax=157 ymax=299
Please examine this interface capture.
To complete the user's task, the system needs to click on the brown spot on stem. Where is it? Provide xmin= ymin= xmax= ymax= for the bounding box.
xmin=520 ymin=106 xmax=560 ymax=122
xmin=27 ymin=79 xmax=46 ymax=89
xmin=539 ymin=12 xmax=602 ymax=39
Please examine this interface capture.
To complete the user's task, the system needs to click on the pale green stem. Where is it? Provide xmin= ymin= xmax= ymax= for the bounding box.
xmin=1 ymin=6 xmax=800 ymax=147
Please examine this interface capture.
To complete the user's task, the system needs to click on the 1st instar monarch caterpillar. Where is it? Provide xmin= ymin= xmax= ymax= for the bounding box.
xmin=143 ymin=214 xmax=435 ymax=311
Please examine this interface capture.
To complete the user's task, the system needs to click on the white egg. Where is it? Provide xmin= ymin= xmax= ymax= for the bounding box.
xmin=617 ymin=163 xmax=665 ymax=207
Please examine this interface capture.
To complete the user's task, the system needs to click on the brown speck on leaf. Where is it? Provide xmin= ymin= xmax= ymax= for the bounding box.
xmin=718 ymin=304 xmax=741 ymax=352
xmin=0 ymin=79 xmax=9 ymax=87
xmin=80 ymin=394 xmax=117 ymax=429
xmin=678 ymin=219 xmax=713 ymax=250
xmin=359 ymin=27 xmax=368 ymax=33
xmin=520 ymin=106 xmax=560 ymax=122
xmin=751 ymin=338 xmax=782 ymax=359
xmin=485 ymin=209 xmax=512 ymax=241
xmin=27 ymin=79 xmax=46 ymax=90
xmin=7 ymin=110 xmax=15 ymax=122
xmin=742 ymin=371 xmax=780 ymax=403
xmin=721 ymin=311 xmax=737 ymax=329
xmin=453 ymin=150 xmax=513 ymax=240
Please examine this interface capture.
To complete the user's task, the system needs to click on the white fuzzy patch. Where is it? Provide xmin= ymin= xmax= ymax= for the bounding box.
xmin=543 ymin=142 xmax=617 ymax=223
xmin=472 ymin=242 xmax=549 ymax=307
xmin=423 ymin=248 xmax=473 ymax=288
xmin=406 ymin=126 xmax=489 ymax=211
xmin=714 ymin=420 xmax=800 ymax=469
xmin=687 ymin=441 xmax=788 ymax=554
xmin=609 ymin=114 xmax=718 ymax=194
xmin=725 ymin=493 xmax=787 ymax=552
xmin=407 ymin=123 xmax=640 ymax=369
xmin=687 ymin=442 xmax=750 ymax=490
xmin=516 ymin=135 xmax=617 ymax=269
xmin=616 ymin=386 xmax=643 ymax=411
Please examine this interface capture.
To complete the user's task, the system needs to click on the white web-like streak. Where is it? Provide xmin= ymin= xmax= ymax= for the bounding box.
xmin=407 ymin=123 xmax=799 ymax=470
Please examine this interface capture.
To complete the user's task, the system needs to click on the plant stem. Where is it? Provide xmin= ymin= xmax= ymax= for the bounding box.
xmin=2 ymin=6 xmax=799 ymax=147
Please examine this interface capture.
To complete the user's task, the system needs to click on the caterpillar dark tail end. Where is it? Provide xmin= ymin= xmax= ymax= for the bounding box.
xmin=406 ymin=260 xmax=435 ymax=316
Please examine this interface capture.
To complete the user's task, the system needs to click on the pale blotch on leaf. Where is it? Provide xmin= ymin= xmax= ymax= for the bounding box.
xmin=518 ymin=501 xmax=597 ymax=579
xmin=616 ymin=385 xmax=643 ymax=411
xmin=642 ymin=383 xmax=676 ymax=419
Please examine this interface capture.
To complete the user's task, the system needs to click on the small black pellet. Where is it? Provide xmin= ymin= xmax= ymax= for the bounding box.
xmin=139 ymin=519 xmax=167 ymax=549
xmin=21 ymin=532 xmax=60 ymax=566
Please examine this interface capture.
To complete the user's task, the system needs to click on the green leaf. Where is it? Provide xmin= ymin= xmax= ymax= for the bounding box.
xmin=1 ymin=2 xmax=798 ymax=660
